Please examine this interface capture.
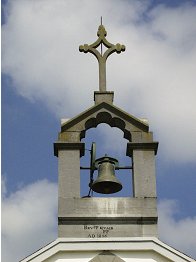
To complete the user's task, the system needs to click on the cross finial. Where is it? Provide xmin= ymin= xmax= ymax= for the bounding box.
xmin=79 ymin=24 xmax=126 ymax=92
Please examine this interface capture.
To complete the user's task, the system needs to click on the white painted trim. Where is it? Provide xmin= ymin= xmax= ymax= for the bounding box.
xmin=20 ymin=237 xmax=195 ymax=262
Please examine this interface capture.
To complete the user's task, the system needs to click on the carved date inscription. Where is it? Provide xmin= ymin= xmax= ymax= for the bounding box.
xmin=84 ymin=225 xmax=114 ymax=238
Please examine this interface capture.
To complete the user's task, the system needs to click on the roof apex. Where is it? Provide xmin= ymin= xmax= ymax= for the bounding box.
xmin=61 ymin=102 xmax=149 ymax=133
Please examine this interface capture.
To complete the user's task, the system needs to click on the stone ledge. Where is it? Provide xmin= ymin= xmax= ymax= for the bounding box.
xmin=54 ymin=142 xmax=85 ymax=157
xmin=58 ymin=197 xmax=157 ymax=218
xmin=126 ymin=142 xmax=159 ymax=156
xmin=58 ymin=217 xmax=158 ymax=225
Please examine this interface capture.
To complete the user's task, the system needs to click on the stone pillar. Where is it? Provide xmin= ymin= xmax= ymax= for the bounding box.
xmin=54 ymin=142 xmax=85 ymax=198
xmin=126 ymin=142 xmax=158 ymax=198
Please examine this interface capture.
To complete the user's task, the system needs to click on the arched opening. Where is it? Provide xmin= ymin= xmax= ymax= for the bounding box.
xmin=80 ymin=111 xmax=132 ymax=141
xmin=80 ymin=123 xmax=132 ymax=197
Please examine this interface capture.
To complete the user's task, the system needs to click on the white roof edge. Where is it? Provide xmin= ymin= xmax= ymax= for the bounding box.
xmin=61 ymin=118 xmax=70 ymax=125
xmin=20 ymin=237 xmax=195 ymax=262
xmin=138 ymin=118 xmax=149 ymax=125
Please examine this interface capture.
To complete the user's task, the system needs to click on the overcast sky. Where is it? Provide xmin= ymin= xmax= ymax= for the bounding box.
xmin=2 ymin=0 xmax=196 ymax=261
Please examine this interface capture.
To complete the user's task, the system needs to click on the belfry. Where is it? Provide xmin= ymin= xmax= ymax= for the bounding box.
xmin=54 ymin=23 xmax=158 ymax=239
xmin=21 ymin=23 xmax=194 ymax=262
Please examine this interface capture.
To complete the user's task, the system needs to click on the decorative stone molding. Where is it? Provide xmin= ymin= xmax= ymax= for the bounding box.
xmin=59 ymin=102 xmax=150 ymax=143
xmin=54 ymin=142 xmax=85 ymax=157
xmin=126 ymin=142 xmax=159 ymax=156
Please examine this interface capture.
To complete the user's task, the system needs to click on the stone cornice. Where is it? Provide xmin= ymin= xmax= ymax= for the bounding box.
xmin=126 ymin=142 xmax=159 ymax=156
xmin=54 ymin=142 xmax=85 ymax=157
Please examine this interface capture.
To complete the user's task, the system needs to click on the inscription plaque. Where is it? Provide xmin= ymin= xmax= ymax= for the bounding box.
xmin=83 ymin=225 xmax=114 ymax=238
xmin=58 ymin=221 xmax=157 ymax=238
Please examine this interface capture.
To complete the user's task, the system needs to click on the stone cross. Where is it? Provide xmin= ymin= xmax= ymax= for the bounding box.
xmin=79 ymin=24 xmax=126 ymax=92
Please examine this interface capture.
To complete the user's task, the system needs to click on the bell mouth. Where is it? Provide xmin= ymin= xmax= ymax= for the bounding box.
xmin=91 ymin=181 xmax=122 ymax=194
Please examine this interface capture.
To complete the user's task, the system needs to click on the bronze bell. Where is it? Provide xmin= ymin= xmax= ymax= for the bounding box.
xmin=91 ymin=155 xmax=122 ymax=194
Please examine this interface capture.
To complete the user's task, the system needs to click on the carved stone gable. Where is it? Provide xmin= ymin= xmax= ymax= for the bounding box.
xmin=57 ymin=102 xmax=151 ymax=144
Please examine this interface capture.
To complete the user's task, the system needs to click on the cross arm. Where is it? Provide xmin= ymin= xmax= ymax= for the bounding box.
xmin=79 ymin=24 xmax=126 ymax=92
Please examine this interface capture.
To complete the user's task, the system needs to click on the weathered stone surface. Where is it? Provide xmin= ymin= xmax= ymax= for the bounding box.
xmin=58 ymin=150 xmax=81 ymax=198
xmin=131 ymin=150 xmax=157 ymax=198
xmin=58 ymin=197 xmax=157 ymax=218
xmin=55 ymin=99 xmax=158 ymax=238
xmin=58 ymin=102 xmax=150 ymax=143
xmin=58 ymin=197 xmax=158 ymax=238
xmin=58 ymin=223 xmax=156 ymax=238
xmin=94 ymin=91 xmax=114 ymax=105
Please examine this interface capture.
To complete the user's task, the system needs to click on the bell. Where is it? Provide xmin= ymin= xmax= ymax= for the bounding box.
xmin=91 ymin=155 xmax=122 ymax=194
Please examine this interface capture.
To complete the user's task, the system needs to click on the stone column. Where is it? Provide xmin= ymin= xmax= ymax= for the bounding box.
xmin=126 ymin=142 xmax=158 ymax=198
xmin=54 ymin=142 xmax=85 ymax=198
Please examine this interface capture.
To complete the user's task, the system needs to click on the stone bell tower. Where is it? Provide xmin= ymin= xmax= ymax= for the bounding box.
xmin=21 ymin=23 xmax=194 ymax=262
xmin=54 ymin=23 xmax=158 ymax=239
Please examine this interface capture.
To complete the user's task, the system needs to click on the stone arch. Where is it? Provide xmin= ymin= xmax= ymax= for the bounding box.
xmin=80 ymin=111 xmax=132 ymax=141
